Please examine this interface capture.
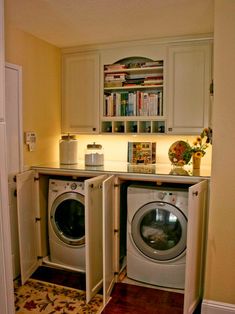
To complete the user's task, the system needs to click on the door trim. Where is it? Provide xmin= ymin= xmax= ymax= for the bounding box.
xmin=5 ymin=62 xmax=23 ymax=173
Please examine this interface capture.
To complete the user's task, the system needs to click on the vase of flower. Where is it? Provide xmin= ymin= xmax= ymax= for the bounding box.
xmin=190 ymin=127 xmax=212 ymax=170
xmin=192 ymin=152 xmax=202 ymax=169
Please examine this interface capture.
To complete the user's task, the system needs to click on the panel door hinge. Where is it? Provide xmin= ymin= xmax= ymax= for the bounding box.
xmin=37 ymin=256 xmax=43 ymax=260
xmin=34 ymin=177 xmax=39 ymax=181
xmin=114 ymin=272 xmax=119 ymax=276
xmin=114 ymin=184 xmax=120 ymax=188
xmin=35 ymin=217 xmax=41 ymax=222
xmin=210 ymin=80 xmax=214 ymax=95
xmin=114 ymin=229 xmax=119 ymax=234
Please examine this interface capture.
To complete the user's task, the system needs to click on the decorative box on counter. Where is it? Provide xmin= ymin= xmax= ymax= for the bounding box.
xmin=128 ymin=142 xmax=156 ymax=164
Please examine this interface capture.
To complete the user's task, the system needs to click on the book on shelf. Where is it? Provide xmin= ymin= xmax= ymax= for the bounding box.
xmin=143 ymin=80 xmax=163 ymax=85
xmin=104 ymin=64 xmax=127 ymax=71
xmin=104 ymin=81 xmax=123 ymax=88
xmin=141 ymin=60 xmax=163 ymax=68
xmin=105 ymin=73 xmax=127 ymax=81
xmin=143 ymin=76 xmax=163 ymax=85
xmin=104 ymin=90 xmax=163 ymax=118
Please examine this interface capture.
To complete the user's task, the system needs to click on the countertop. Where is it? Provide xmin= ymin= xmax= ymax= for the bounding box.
xmin=32 ymin=161 xmax=211 ymax=183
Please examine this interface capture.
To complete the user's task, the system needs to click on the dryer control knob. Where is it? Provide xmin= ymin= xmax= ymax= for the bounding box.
xmin=70 ymin=183 xmax=77 ymax=190
xmin=158 ymin=192 xmax=166 ymax=200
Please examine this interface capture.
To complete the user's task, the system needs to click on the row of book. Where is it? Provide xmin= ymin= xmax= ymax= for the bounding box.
xmin=104 ymin=91 xmax=163 ymax=117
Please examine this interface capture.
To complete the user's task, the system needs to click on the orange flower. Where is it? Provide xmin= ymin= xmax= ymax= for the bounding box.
xmin=196 ymin=136 xmax=202 ymax=144
xmin=194 ymin=151 xmax=203 ymax=158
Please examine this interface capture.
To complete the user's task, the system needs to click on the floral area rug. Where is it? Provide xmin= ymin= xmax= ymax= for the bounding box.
xmin=14 ymin=278 xmax=103 ymax=313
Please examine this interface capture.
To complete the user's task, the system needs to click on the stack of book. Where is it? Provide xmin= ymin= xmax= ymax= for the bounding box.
xmin=104 ymin=72 xmax=127 ymax=88
xmin=104 ymin=64 xmax=127 ymax=71
xmin=141 ymin=60 xmax=163 ymax=68
xmin=143 ymin=76 xmax=163 ymax=86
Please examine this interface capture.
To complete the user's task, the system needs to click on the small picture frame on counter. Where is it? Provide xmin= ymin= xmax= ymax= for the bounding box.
xmin=127 ymin=142 xmax=156 ymax=164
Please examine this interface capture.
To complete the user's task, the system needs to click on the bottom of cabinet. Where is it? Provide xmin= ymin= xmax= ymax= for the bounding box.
xmin=101 ymin=120 xmax=166 ymax=134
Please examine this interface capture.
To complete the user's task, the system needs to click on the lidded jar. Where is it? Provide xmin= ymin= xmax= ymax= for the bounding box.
xmin=85 ymin=142 xmax=104 ymax=166
xmin=59 ymin=134 xmax=78 ymax=165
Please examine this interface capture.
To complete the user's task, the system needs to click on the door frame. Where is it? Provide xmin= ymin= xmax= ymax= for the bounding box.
xmin=0 ymin=0 xmax=15 ymax=311
xmin=5 ymin=62 xmax=24 ymax=174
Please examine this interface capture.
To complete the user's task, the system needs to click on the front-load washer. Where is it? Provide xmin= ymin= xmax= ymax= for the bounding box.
xmin=127 ymin=184 xmax=188 ymax=289
xmin=48 ymin=179 xmax=85 ymax=272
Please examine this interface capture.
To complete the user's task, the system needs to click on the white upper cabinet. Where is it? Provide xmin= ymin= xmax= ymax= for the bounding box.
xmin=166 ymin=42 xmax=212 ymax=134
xmin=62 ymin=52 xmax=100 ymax=134
xmin=61 ymin=37 xmax=212 ymax=135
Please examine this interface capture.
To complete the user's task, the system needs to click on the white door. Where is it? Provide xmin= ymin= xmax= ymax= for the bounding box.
xmin=184 ymin=180 xmax=208 ymax=314
xmin=103 ymin=175 xmax=115 ymax=305
xmin=85 ymin=175 xmax=107 ymax=302
xmin=62 ymin=52 xmax=100 ymax=134
xmin=5 ymin=63 xmax=23 ymax=278
xmin=167 ymin=43 xmax=212 ymax=134
xmin=16 ymin=170 xmax=40 ymax=284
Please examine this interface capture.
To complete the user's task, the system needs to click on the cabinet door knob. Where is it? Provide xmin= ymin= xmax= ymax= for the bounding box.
xmin=92 ymin=127 xmax=96 ymax=131
xmin=168 ymin=127 xmax=173 ymax=132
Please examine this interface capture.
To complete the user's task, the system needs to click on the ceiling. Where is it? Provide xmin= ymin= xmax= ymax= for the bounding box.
xmin=5 ymin=0 xmax=214 ymax=48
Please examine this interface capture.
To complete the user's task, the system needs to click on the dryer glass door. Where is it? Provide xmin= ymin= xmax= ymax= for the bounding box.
xmin=50 ymin=192 xmax=85 ymax=246
xmin=131 ymin=201 xmax=187 ymax=261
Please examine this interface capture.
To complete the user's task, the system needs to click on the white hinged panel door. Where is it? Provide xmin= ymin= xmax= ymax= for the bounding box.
xmin=167 ymin=43 xmax=212 ymax=134
xmin=85 ymin=175 xmax=107 ymax=303
xmin=62 ymin=52 xmax=100 ymax=134
xmin=103 ymin=175 xmax=115 ymax=305
xmin=184 ymin=180 xmax=208 ymax=314
xmin=16 ymin=170 xmax=40 ymax=284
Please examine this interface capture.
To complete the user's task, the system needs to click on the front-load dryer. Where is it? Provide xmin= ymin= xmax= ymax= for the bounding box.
xmin=48 ymin=179 xmax=85 ymax=272
xmin=127 ymin=184 xmax=188 ymax=289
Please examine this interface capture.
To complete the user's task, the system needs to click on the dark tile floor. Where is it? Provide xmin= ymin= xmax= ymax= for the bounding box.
xmin=31 ymin=266 xmax=201 ymax=313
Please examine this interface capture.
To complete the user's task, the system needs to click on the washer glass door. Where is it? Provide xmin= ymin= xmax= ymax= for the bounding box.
xmin=131 ymin=201 xmax=187 ymax=261
xmin=50 ymin=192 xmax=85 ymax=246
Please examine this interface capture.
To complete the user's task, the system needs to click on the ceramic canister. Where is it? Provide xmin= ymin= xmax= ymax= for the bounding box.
xmin=59 ymin=135 xmax=78 ymax=164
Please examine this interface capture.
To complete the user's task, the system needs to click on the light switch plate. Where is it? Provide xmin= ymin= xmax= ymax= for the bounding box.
xmin=25 ymin=132 xmax=36 ymax=151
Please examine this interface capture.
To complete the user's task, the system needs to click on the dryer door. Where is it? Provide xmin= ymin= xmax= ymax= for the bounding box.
xmin=131 ymin=201 xmax=187 ymax=261
xmin=50 ymin=192 xmax=85 ymax=246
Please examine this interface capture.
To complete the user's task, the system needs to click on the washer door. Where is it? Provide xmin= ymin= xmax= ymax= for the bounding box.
xmin=50 ymin=192 xmax=85 ymax=246
xmin=131 ymin=201 xmax=187 ymax=261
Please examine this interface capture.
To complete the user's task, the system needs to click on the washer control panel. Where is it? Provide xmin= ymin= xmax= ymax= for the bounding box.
xmin=49 ymin=179 xmax=84 ymax=193
xmin=158 ymin=191 xmax=177 ymax=205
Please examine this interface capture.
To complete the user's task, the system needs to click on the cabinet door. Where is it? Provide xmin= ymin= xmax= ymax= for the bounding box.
xmin=0 ymin=124 xmax=15 ymax=314
xmin=103 ymin=175 xmax=115 ymax=305
xmin=85 ymin=175 xmax=107 ymax=303
xmin=0 ymin=4 xmax=4 ymax=122
xmin=167 ymin=43 xmax=212 ymax=134
xmin=16 ymin=170 xmax=40 ymax=284
xmin=184 ymin=180 xmax=208 ymax=314
xmin=62 ymin=52 xmax=100 ymax=134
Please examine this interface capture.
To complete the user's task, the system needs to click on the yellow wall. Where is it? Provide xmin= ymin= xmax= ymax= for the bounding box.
xmin=4 ymin=20 xmax=212 ymax=169
xmin=204 ymin=0 xmax=235 ymax=304
xmin=5 ymin=23 xmax=61 ymax=168
xmin=75 ymin=134 xmax=212 ymax=167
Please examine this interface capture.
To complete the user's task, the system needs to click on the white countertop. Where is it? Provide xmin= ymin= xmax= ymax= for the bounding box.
xmin=32 ymin=160 xmax=211 ymax=182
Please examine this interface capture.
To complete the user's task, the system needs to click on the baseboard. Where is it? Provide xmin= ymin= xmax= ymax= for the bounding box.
xmin=202 ymin=299 xmax=235 ymax=314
